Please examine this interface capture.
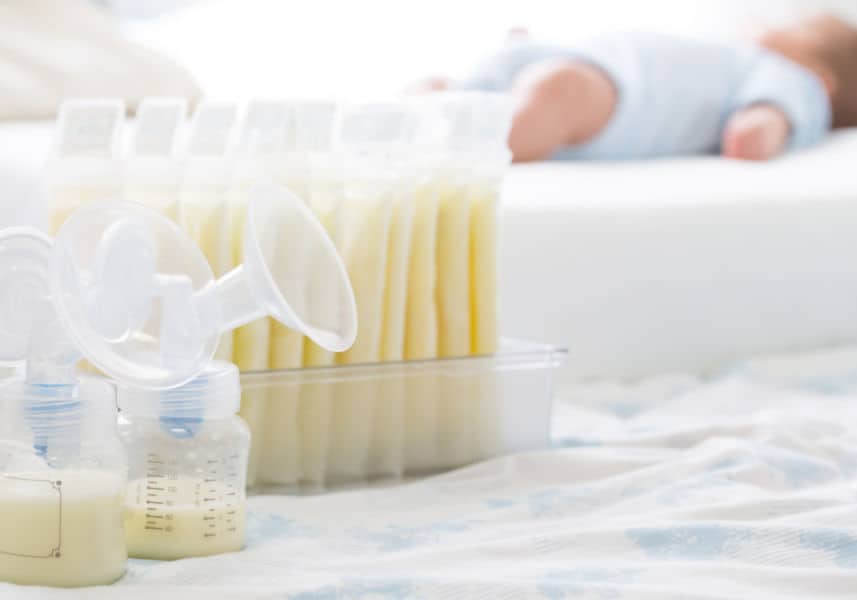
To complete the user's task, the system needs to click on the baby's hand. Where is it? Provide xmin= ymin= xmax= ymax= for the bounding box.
xmin=722 ymin=104 xmax=791 ymax=161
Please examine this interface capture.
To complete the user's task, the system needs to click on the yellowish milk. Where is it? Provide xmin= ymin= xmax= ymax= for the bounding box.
xmin=470 ymin=184 xmax=500 ymax=356
xmin=403 ymin=181 xmax=441 ymax=473
xmin=329 ymin=190 xmax=394 ymax=482
xmin=259 ymin=173 xmax=310 ymax=487
xmin=297 ymin=176 xmax=344 ymax=485
xmin=179 ymin=182 xmax=236 ymax=363
xmin=434 ymin=175 xmax=476 ymax=468
xmin=370 ymin=181 xmax=416 ymax=478
xmin=0 ymin=470 xmax=126 ymax=587
xmin=124 ymin=477 xmax=245 ymax=560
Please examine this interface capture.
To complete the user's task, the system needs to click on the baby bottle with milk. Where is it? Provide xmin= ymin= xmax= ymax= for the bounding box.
xmin=0 ymin=228 xmax=127 ymax=587
xmin=43 ymin=181 xmax=356 ymax=559
xmin=119 ymin=362 xmax=250 ymax=559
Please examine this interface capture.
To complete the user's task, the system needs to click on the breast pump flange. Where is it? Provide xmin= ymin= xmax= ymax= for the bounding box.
xmin=48 ymin=180 xmax=358 ymax=389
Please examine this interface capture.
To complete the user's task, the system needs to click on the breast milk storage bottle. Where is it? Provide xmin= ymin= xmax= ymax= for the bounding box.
xmin=48 ymin=99 xmax=124 ymax=234
xmin=0 ymin=378 xmax=127 ymax=587
xmin=119 ymin=363 xmax=250 ymax=559
xmin=123 ymin=97 xmax=186 ymax=219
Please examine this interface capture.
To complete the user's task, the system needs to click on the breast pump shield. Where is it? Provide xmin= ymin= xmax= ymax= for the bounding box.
xmin=49 ymin=181 xmax=358 ymax=390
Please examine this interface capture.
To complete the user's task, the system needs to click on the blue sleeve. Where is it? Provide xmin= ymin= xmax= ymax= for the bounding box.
xmin=728 ymin=51 xmax=831 ymax=151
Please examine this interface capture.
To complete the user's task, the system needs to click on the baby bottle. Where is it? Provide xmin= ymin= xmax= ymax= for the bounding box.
xmin=119 ymin=362 xmax=249 ymax=559
xmin=0 ymin=228 xmax=127 ymax=587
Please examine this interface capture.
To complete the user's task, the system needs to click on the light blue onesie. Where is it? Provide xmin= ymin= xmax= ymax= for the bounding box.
xmin=458 ymin=33 xmax=831 ymax=160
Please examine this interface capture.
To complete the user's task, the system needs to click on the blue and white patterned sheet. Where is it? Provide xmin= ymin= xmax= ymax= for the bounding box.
xmin=9 ymin=345 xmax=857 ymax=599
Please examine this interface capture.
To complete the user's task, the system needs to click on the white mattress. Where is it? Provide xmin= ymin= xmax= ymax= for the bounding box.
xmin=501 ymin=129 xmax=857 ymax=379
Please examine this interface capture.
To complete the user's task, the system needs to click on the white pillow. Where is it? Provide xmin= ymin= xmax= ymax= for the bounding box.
xmin=0 ymin=0 xmax=199 ymax=120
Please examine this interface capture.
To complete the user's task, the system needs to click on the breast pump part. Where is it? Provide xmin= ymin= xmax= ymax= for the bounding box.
xmin=0 ymin=228 xmax=54 ymax=365
xmin=49 ymin=182 xmax=357 ymax=389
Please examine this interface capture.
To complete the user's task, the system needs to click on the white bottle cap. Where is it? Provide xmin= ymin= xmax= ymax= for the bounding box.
xmin=55 ymin=98 xmax=125 ymax=158
xmin=240 ymin=100 xmax=292 ymax=156
xmin=132 ymin=97 xmax=187 ymax=157
xmin=187 ymin=102 xmax=237 ymax=157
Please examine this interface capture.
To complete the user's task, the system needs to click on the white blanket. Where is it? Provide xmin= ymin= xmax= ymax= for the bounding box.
xmin=8 ymin=344 xmax=857 ymax=598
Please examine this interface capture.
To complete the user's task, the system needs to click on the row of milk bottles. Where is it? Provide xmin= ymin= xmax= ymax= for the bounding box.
xmin=45 ymin=94 xmax=515 ymax=490
xmin=0 ymin=174 xmax=358 ymax=583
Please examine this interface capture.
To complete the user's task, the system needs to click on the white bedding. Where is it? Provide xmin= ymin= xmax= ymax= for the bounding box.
xmin=5 ymin=344 xmax=857 ymax=599
xmin=501 ymin=129 xmax=857 ymax=379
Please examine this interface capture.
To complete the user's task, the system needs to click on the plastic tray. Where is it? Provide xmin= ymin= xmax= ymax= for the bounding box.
xmin=241 ymin=338 xmax=567 ymax=493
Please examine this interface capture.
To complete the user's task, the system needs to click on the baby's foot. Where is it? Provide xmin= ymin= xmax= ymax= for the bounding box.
xmin=722 ymin=104 xmax=791 ymax=161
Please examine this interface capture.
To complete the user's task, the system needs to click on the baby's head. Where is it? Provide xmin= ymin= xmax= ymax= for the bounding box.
xmin=758 ymin=15 xmax=857 ymax=128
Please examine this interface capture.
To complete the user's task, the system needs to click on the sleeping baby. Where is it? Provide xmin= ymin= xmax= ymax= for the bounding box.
xmin=416 ymin=14 xmax=857 ymax=162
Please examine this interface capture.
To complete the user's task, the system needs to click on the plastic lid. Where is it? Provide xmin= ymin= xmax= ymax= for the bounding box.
xmin=55 ymin=98 xmax=125 ymax=158
xmin=291 ymin=101 xmax=337 ymax=152
xmin=48 ymin=181 xmax=357 ymax=389
xmin=187 ymin=102 xmax=237 ymax=157
xmin=0 ymin=228 xmax=54 ymax=364
xmin=335 ymin=101 xmax=416 ymax=151
xmin=133 ymin=97 xmax=187 ymax=157
xmin=432 ymin=91 xmax=515 ymax=153
xmin=240 ymin=100 xmax=291 ymax=156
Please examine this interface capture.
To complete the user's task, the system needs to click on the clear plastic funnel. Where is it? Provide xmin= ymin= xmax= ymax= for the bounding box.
xmin=49 ymin=182 xmax=357 ymax=389
xmin=0 ymin=228 xmax=54 ymax=365
xmin=210 ymin=181 xmax=357 ymax=353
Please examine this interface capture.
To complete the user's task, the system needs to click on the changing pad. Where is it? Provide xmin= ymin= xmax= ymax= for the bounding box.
xmin=501 ymin=129 xmax=857 ymax=379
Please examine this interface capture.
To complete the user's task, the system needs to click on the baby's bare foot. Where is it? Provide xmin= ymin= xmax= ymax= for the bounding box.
xmin=722 ymin=104 xmax=791 ymax=160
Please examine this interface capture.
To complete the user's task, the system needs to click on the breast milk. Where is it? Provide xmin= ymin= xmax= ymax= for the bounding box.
xmin=124 ymin=477 xmax=245 ymax=560
xmin=252 ymin=103 xmax=309 ymax=487
xmin=470 ymin=177 xmax=505 ymax=460
xmin=368 ymin=172 xmax=416 ymax=479
xmin=0 ymin=470 xmax=126 ymax=587
xmin=402 ymin=178 xmax=441 ymax=473
xmin=123 ymin=98 xmax=186 ymax=219
xmin=179 ymin=103 xmax=239 ymax=364
xmin=329 ymin=187 xmax=394 ymax=482
xmin=297 ymin=157 xmax=343 ymax=486
xmin=470 ymin=181 xmax=501 ymax=356
xmin=48 ymin=99 xmax=124 ymax=233
xmin=246 ymin=102 xmax=338 ymax=487
xmin=434 ymin=171 xmax=476 ymax=468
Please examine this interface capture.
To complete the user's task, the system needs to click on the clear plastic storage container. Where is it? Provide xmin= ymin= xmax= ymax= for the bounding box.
xmin=243 ymin=339 xmax=567 ymax=492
